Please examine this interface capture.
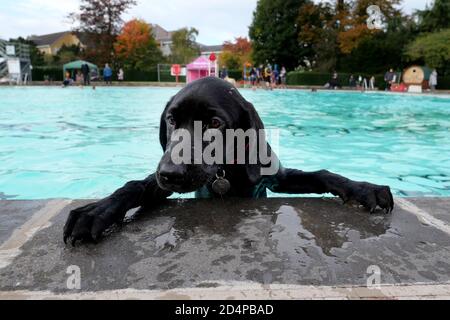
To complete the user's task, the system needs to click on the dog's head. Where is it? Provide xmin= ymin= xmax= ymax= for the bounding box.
xmin=156 ymin=77 xmax=266 ymax=193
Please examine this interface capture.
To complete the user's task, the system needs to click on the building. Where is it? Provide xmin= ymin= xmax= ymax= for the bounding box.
xmin=151 ymin=24 xmax=223 ymax=58
xmin=199 ymin=44 xmax=223 ymax=60
xmin=27 ymin=26 xmax=224 ymax=61
xmin=28 ymin=31 xmax=83 ymax=55
xmin=150 ymin=24 xmax=174 ymax=57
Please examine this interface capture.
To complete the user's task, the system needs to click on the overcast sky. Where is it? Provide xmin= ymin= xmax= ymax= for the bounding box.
xmin=0 ymin=0 xmax=432 ymax=44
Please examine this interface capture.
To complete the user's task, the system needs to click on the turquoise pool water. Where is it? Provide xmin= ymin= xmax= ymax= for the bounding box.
xmin=0 ymin=86 xmax=449 ymax=200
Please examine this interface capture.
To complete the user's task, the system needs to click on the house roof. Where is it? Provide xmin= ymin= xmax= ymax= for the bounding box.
xmin=187 ymin=56 xmax=211 ymax=70
xmin=199 ymin=44 xmax=223 ymax=53
xmin=150 ymin=24 xmax=173 ymax=42
xmin=28 ymin=31 xmax=72 ymax=47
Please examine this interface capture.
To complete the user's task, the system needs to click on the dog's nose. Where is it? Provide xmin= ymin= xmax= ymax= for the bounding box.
xmin=158 ymin=163 xmax=185 ymax=184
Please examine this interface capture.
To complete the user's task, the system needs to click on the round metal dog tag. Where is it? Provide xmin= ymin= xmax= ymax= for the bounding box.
xmin=212 ymin=170 xmax=231 ymax=195
xmin=212 ymin=178 xmax=231 ymax=195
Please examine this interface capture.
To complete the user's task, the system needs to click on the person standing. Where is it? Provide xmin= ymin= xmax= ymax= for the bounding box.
xmin=384 ymin=68 xmax=395 ymax=91
xmin=81 ymin=63 xmax=90 ymax=86
xmin=349 ymin=75 xmax=356 ymax=89
xmin=220 ymin=66 xmax=228 ymax=79
xmin=264 ymin=64 xmax=272 ymax=90
xmin=429 ymin=69 xmax=438 ymax=92
xmin=250 ymin=67 xmax=257 ymax=90
xmin=103 ymin=63 xmax=113 ymax=85
xmin=118 ymin=68 xmax=124 ymax=82
xmin=280 ymin=66 xmax=287 ymax=89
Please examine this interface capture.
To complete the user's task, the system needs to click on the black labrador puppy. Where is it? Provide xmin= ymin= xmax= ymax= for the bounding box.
xmin=64 ymin=77 xmax=394 ymax=245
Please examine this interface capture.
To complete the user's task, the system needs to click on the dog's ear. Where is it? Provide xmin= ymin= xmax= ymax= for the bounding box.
xmin=159 ymin=97 xmax=174 ymax=151
xmin=241 ymin=101 xmax=266 ymax=185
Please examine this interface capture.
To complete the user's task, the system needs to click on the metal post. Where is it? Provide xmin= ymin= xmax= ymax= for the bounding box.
xmin=157 ymin=64 xmax=161 ymax=82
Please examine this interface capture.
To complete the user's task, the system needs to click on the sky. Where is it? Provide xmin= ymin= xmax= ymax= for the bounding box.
xmin=0 ymin=0 xmax=432 ymax=45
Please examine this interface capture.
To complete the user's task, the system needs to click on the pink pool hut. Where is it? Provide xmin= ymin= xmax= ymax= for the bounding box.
xmin=186 ymin=56 xmax=216 ymax=83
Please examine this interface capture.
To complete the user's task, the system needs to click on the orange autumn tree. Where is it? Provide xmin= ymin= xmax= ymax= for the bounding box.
xmin=114 ymin=19 xmax=163 ymax=70
xmin=219 ymin=37 xmax=253 ymax=69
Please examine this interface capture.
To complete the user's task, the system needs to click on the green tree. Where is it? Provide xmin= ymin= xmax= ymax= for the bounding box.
xmin=249 ymin=0 xmax=310 ymax=69
xmin=169 ymin=28 xmax=200 ymax=64
xmin=219 ymin=51 xmax=241 ymax=70
xmin=417 ymin=0 xmax=450 ymax=32
xmin=406 ymin=29 xmax=450 ymax=73
xmin=297 ymin=1 xmax=336 ymax=71
xmin=54 ymin=44 xmax=82 ymax=65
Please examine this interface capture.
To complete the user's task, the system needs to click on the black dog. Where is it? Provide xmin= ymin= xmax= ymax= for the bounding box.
xmin=64 ymin=77 xmax=394 ymax=245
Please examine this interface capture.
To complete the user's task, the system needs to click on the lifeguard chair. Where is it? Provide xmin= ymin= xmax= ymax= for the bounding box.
xmin=0 ymin=39 xmax=32 ymax=85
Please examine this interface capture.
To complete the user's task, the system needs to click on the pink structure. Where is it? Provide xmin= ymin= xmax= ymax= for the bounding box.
xmin=186 ymin=56 xmax=216 ymax=83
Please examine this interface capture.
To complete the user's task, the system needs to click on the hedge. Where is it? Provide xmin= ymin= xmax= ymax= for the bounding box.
xmin=437 ymin=77 xmax=450 ymax=90
xmin=32 ymin=66 xmax=186 ymax=82
xmin=32 ymin=66 xmax=63 ymax=82
xmin=287 ymin=72 xmax=387 ymax=89
xmin=30 ymin=67 xmax=450 ymax=88
xmin=287 ymin=71 xmax=450 ymax=90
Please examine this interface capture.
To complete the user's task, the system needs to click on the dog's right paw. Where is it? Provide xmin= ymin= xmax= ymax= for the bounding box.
xmin=63 ymin=199 xmax=120 ymax=246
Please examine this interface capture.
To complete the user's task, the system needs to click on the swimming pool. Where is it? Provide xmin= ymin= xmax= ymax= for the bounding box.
xmin=1 ymin=86 xmax=449 ymax=199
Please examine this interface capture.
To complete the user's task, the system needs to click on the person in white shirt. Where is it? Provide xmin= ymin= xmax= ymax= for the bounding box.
xmin=429 ymin=69 xmax=438 ymax=91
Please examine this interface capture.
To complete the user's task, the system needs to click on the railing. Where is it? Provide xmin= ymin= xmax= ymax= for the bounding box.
xmin=0 ymin=60 xmax=8 ymax=80
xmin=0 ymin=39 xmax=30 ymax=60
xmin=0 ymin=40 xmax=6 ymax=58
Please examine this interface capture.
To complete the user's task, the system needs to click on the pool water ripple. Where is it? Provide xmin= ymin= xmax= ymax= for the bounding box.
xmin=0 ymin=87 xmax=449 ymax=199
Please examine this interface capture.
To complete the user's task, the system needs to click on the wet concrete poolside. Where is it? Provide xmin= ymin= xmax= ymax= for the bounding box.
xmin=0 ymin=197 xmax=450 ymax=299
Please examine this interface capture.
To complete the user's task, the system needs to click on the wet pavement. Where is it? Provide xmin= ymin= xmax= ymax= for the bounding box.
xmin=0 ymin=197 xmax=450 ymax=299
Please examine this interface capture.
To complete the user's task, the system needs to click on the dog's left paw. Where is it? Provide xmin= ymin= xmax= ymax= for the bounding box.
xmin=341 ymin=182 xmax=394 ymax=214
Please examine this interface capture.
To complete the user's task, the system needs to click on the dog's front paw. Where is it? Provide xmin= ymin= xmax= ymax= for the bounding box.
xmin=63 ymin=199 xmax=121 ymax=246
xmin=341 ymin=182 xmax=394 ymax=214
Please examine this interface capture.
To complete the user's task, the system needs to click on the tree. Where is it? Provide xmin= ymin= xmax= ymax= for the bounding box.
xmin=69 ymin=0 xmax=137 ymax=66
xmin=54 ymin=44 xmax=82 ymax=65
xmin=297 ymin=1 xmax=336 ymax=70
xmin=219 ymin=51 xmax=241 ymax=69
xmin=220 ymin=37 xmax=253 ymax=68
xmin=169 ymin=28 xmax=200 ymax=64
xmin=406 ymin=29 xmax=450 ymax=72
xmin=114 ymin=19 xmax=163 ymax=70
xmin=249 ymin=0 xmax=310 ymax=69
xmin=417 ymin=0 xmax=450 ymax=32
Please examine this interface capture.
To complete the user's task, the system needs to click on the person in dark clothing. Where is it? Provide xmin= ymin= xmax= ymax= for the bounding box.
xmin=349 ymin=75 xmax=356 ymax=89
xmin=81 ymin=63 xmax=90 ymax=86
xmin=329 ymin=71 xmax=339 ymax=89
xmin=220 ymin=66 xmax=228 ymax=79
xmin=384 ymin=68 xmax=395 ymax=91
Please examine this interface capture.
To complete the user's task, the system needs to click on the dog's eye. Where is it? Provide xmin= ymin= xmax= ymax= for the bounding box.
xmin=209 ymin=118 xmax=222 ymax=129
xmin=167 ymin=116 xmax=176 ymax=126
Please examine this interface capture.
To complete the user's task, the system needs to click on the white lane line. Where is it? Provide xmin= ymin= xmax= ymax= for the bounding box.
xmin=0 ymin=200 xmax=72 ymax=269
xmin=396 ymin=198 xmax=450 ymax=235
xmin=1 ymin=282 xmax=450 ymax=300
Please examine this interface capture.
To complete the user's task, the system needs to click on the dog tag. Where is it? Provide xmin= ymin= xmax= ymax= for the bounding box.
xmin=212 ymin=171 xmax=231 ymax=195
